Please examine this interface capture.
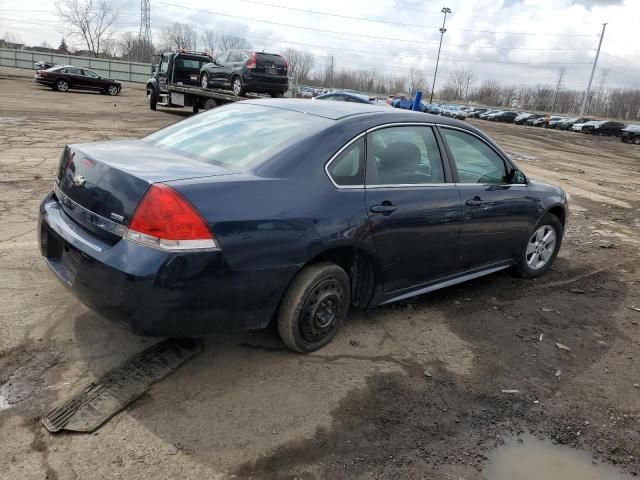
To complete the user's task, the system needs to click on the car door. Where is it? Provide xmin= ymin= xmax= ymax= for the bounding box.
xmin=63 ymin=67 xmax=83 ymax=89
xmin=156 ymin=54 xmax=170 ymax=92
xmin=208 ymin=51 xmax=229 ymax=86
xmin=80 ymin=69 xmax=102 ymax=90
xmin=364 ymin=124 xmax=462 ymax=293
xmin=439 ymin=126 xmax=536 ymax=270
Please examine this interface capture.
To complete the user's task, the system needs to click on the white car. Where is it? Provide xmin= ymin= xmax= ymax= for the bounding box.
xmin=573 ymin=120 xmax=602 ymax=132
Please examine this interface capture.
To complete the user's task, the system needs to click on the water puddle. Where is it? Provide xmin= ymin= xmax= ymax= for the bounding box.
xmin=483 ymin=434 xmax=633 ymax=480
xmin=0 ymin=116 xmax=28 ymax=126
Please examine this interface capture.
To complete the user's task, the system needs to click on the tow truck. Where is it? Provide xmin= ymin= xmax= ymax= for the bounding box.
xmin=145 ymin=51 xmax=259 ymax=113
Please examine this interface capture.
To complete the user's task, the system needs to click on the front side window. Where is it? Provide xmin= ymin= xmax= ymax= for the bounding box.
xmin=159 ymin=58 xmax=168 ymax=74
xmin=441 ymin=128 xmax=508 ymax=184
xmin=367 ymin=126 xmax=445 ymax=185
xmin=216 ymin=51 xmax=229 ymax=63
xmin=327 ymin=138 xmax=364 ymax=186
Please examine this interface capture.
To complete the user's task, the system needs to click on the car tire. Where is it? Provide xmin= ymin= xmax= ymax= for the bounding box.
xmin=231 ymin=76 xmax=245 ymax=96
xmin=56 ymin=79 xmax=69 ymax=92
xmin=147 ymin=87 xmax=157 ymax=111
xmin=270 ymin=91 xmax=284 ymax=98
xmin=204 ymin=98 xmax=217 ymax=110
xmin=513 ymin=213 xmax=563 ymax=279
xmin=107 ymin=84 xmax=119 ymax=96
xmin=201 ymin=73 xmax=209 ymax=89
xmin=634 ymin=137 xmax=640 ymax=145
xmin=277 ymin=261 xmax=351 ymax=353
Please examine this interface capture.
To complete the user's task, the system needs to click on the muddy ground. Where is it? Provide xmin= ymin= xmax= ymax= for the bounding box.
xmin=0 ymin=66 xmax=639 ymax=479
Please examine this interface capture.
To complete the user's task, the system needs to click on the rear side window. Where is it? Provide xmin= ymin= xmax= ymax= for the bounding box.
xmin=327 ymin=138 xmax=365 ymax=186
xmin=143 ymin=103 xmax=331 ymax=169
xmin=441 ymin=128 xmax=508 ymax=184
xmin=367 ymin=126 xmax=445 ymax=185
xmin=228 ymin=51 xmax=241 ymax=62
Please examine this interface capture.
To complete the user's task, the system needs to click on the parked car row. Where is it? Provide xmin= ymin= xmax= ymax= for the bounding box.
xmin=475 ymin=110 xmax=638 ymax=140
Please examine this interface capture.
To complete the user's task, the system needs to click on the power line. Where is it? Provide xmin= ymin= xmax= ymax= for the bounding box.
xmin=152 ymin=0 xmax=599 ymax=40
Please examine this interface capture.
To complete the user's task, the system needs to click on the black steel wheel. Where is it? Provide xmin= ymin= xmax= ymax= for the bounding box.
xmin=277 ymin=262 xmax=350 ymax=353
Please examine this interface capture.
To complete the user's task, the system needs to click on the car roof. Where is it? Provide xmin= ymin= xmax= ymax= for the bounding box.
xmin=240 ymin=99 xmax=475 ymax=129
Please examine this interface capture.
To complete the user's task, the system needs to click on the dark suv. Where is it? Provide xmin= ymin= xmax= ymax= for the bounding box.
xmin=200 ymin=50 xmax=289 ymax=97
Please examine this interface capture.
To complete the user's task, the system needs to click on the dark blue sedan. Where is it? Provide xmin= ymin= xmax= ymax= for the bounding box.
xmin=39 ymin=100 xmax=568 ymax=352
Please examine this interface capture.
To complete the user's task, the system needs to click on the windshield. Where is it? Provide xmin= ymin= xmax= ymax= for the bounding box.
xmin=143 ymin=103 xmax=331 ymax=169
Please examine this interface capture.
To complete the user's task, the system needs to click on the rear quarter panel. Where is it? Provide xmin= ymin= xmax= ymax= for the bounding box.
xmin=166 ymin=120 xmax=378 ymax=271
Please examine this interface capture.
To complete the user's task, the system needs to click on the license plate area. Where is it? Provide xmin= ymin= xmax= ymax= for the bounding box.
xmin=42 ymin=226 xmax=77 ymax=286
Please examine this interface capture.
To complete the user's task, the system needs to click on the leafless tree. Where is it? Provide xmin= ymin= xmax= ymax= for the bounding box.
xmin=200 ymin=29 xmax=218 ymax=56
xmin=160 ymin=23 xmax=198 ymax=51
xmin=406 ymin=68 xmax=429 ymax=96
xmin=284 ymin=48 xmax=315 ymax=83
xmin=443 ymin=68 xmax=474 ymax=100
xmin=55 ymin=0 xmax=118 ymax=58
xmin=217 ymin=35 xmax=251 ymax=51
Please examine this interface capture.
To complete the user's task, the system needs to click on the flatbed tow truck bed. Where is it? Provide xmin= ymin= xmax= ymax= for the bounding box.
xmin=167 ymin=84 xmax=261 ymax=103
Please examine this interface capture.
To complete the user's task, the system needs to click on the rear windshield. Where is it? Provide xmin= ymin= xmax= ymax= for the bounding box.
xmin=143 ymin=103 xmax=331 ymax=169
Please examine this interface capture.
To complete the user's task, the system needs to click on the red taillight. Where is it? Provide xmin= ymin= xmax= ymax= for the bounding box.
xmin=246 ymin=52 xmax=257 ymax=69
xmin=125 ymin=184 xmax=218 ymax=251
xmin=39 ymin=70 xmax=47 ymax=77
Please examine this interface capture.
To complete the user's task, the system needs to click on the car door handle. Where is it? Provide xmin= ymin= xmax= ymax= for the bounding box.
xmin=370 ymin=203 xmax=397 ymax=215
xmin=465 ymin=197 xmax=486 ymax=207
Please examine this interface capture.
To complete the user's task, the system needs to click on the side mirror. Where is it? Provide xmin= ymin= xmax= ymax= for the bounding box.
xmin=509 ymin=168 xmax=527 ymax=184
xmin=151 ymin=64 xmax=158 ymax=74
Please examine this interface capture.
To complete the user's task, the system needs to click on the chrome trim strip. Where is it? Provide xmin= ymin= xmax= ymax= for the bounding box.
xmin=365 ymin=122 xmax=436 ymax=133
xmin=436 ymin=124 xmax=514 ymax=167
xmin=382 ymin=264 xmax=510 ymax=305
xmin=324 ymin=122 xmax=438 ymax=191
xmin=324 ymin=131 xmax=367 ymax=190
xmin=54 ymin=182 xmax=127 ymax=238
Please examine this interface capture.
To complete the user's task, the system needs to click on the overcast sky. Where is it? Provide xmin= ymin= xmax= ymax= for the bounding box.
xmin=1 ymin=0 xmax=639 ymax=90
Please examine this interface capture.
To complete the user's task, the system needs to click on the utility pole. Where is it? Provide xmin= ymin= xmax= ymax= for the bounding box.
xmin=464 ymin=74 xmax=470 ymax=101
xmin=551 ymin=66 xmax=566 ymax=113
xmin=328 ymin=55 xmax=334 ymax=89
xmin=580 ymin=22 xmax=607 ymax=116
xmin=594 ymin=68 xmax=609 ymax=115
xmin=429 ymin=7 xmax=451 ymax=104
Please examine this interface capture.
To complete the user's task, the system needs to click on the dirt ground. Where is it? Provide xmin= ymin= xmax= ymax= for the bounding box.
xmin=1 ymin=66 xmax=639 ymax=480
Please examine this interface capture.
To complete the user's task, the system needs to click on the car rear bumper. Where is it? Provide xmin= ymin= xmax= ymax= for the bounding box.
xmin=39 ymin=192 xmax=299 ymax=337
xmin=242 ymin=73 xmax=288 ymax=93
xmin=34 ymin=77 xmax=54 ymax=86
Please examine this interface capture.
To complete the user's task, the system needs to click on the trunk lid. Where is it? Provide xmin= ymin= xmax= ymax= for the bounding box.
xmin=255 ymin=53 xmax=287 ymax=77
xmin=56 ymin=139 xmax=236 ymax=240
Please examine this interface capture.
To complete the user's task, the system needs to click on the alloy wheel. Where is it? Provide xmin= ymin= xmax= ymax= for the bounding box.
xmin=526 ymin=225 xmax=557 ymax=270
xmin=201 ymin=74 xmax=208 ymax=89
xmin=57 ymin=80 xmax=69 ymax=92
xmin=108 ymin=85 xmax=118 ymax=96
xmin=233 ymin=78 xmax=242 ymax=95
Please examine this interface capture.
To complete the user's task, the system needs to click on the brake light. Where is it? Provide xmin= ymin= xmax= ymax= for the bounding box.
xmin=39 ymin=70 xmax=47 ymax=77
xmin=246 ymin=52 xmax=256 ymax=69
xmin=125 ymin=184 xmax=218 ymax=251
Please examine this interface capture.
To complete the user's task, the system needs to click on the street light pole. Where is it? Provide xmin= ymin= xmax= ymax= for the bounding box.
xmin=430 ymin=6 xmax=451 ymax=104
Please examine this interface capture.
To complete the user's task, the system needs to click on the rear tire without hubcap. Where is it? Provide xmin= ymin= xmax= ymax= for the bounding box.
xmin=277 ymin=262 xmax=350 ymax=353
xmin=513 ymin=214 xmax=563 ymax=278
xmin=56 ymin=80 xmax=69 ymax=92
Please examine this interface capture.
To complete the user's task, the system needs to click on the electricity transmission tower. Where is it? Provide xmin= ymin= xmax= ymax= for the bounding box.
xmin=551 ymin=66 xmax=566 ymax=113
xmin=138 ymin=0 xmax=152 ymax=62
